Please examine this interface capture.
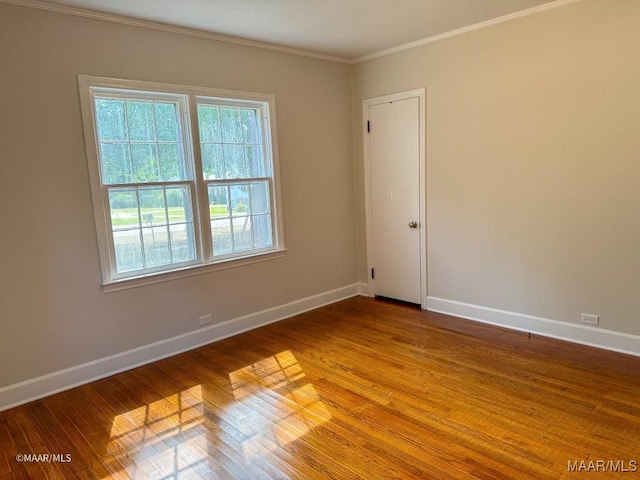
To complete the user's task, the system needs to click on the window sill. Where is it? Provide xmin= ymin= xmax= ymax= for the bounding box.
xmin=102 ymin=249 xmax=287 ymax=293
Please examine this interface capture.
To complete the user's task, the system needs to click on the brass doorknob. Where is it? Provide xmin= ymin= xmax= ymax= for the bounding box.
xmin=409 ymin=221 xmax=418 ymax=229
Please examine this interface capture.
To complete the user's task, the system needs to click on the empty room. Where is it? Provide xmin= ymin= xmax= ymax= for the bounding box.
xmin=1 ymin=0 xmax=639 ymax=478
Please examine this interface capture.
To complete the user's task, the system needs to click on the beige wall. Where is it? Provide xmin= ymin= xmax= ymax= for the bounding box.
xmin=2 ymin=0 xmax=640 ymax=391
xmin=353 ymin=0 xmax=640 ymax=335
xmin=0 ymin=3 xmax=357 ymax=387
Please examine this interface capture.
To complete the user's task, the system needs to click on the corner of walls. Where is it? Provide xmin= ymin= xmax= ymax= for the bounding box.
xmin=349 ymin=63 xmax=372 ymax=286
xmin=349 ymin=64 xmax=365 ymax=285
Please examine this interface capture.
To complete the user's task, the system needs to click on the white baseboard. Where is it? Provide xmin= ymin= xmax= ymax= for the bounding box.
xmin=0 ymin=284 xmax=362 ymax=413
xmin=427 ymin=296 xmax=640 ymax=358
xmin=357 ymin=282 xmax=371 ymax=296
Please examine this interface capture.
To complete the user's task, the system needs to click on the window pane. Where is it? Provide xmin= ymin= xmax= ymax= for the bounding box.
xmin=139 ymin=187 xmax=167 ymax=226
xmin=108 ymin=188 xmax=140 ymax=230
xmin=208 ymin=185 xmax=230 ymax=219
xmin=201 ymin=144 xmax=224 ymax=180
xmin=131 ymin=144 xmax=160 ymax=182
xmin=220 ymin=107 xmax=242 ymax=143
xmin=158 ymin=143 xmax=184 ymax=181
xmin=166 ymin=186 xmax=192 ymax=224
xmin=101 ymin=143 xmax=132 ymax=184
xmin=108 ymin=186 xmax=195 ymax=272
xmin=95 ymin=98 xmax=127 ymax=141
xmin=240 ymin=109 xmax=261 ymax=144
xmin=126 ymin=101 xmax=156 ymax=141
xmin=143 ymin=226 xmax=171 ymax=267
xmin=233 ymin=217 xmax=253 ymax=251
xmin=113 ymin=229 xmax=144 ymax=273
xmin=155 ymin=102 xmax=180 ymax=142
xmin=209 ymin=185 xmax=232 ymax=257
xmin=230 ymin=184 xmax=250 ymax=217
xmin=244 ymin=145 xmax=265 ymax=177
xmin=197 ymin=105 xmax=222 ymax=143
xmin=250 ymin=181 xmax=270 ymax=215
xmin=170 ymin=223 xmax=196 ymax=263
xmin=223 ymin=145 xmax=246 ymax=179
xmin=211 ymin=218 xmax=233 ymax=256
xmin=253 ymin=214 xmax=273 ymax=248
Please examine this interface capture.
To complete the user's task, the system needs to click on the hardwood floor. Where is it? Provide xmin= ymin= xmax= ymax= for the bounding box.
xmin=1 ymin=296 xmax=639 ymax=479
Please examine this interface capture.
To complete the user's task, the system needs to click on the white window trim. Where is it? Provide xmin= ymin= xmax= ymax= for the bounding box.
xmin=78 ymin=75 xmax=286 ymax=292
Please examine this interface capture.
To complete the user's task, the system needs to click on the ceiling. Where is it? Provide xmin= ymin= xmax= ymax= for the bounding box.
xmin=30 ymin=0 xmax=566 ymax=60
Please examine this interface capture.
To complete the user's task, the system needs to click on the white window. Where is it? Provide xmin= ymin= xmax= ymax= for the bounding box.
xmin=79 ymin=76 xmax=285 ymax=290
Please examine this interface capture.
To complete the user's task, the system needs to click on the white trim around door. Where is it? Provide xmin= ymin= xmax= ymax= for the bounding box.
xmin=362 ymin=88 xmax=427 ymax=309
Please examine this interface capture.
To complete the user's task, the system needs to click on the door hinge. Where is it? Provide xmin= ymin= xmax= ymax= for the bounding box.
xmin=371 ymin=268 xmax=375 ymax=279
xmin=367 ymin=121 xmax=370 ymax=133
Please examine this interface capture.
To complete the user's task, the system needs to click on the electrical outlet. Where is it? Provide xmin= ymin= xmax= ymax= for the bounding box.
xmin=580 ymin=313 xmax=599 ymax=326
xmin=199 ymin=314 xmax=212 ymax=326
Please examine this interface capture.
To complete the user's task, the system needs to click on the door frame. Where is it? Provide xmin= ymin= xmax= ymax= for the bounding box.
xmin=362 ymin=88 xmax=427 ymax=309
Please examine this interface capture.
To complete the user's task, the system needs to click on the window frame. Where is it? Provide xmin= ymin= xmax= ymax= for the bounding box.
xmin=79 ymin=75 xmax=286 ymax=292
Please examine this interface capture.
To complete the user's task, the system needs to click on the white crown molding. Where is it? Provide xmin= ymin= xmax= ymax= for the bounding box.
xmin=427 ymin=296 xmax=640 ymax=358
xmin=0 ymin=0 xmax=351 ymax=64
xmin=2 ymin=0 xmax=579 ymax=65
xmin=352 ymin=0 xmax=581 ymax=64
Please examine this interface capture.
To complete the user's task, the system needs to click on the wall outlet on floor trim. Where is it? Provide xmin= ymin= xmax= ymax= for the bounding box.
xmin=199 ymin=314 xmax=213 ymax=326
xmin=580 ymin=313 xmax=599 ymax=326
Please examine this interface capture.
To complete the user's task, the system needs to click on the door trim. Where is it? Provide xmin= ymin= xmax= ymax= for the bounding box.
xmin=363 ymin=88 xmax=427 ymax=309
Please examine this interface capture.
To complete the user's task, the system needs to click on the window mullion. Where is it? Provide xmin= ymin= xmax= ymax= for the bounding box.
xmin=122 ymin=99 xmax=135 ymax=182
xmin=220 ymin=111 xmax=227 ymax=180
xmin=205 ymin=176 xmax=272 ymax=185
xmin=150 ymin=100 xmax=162 ymax=181
xmin=162 ymin=187 xmax=174 ymax=264
xmin=247 ymin=180 xmax=255 ymax=250
xmin=228 ymin=184 xmax=236 ymax=254
xmin=188 ymin=94 xmax=213 ymax=262
xmin=105 ymin=179 xmax=191 ymax=189
xmin=135 ymin=187 xmax=148 ymax=268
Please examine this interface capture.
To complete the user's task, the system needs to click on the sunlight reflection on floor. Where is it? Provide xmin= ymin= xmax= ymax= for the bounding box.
xmin=106 ymin=385 xmax=206 ymax=479
xmin=227 ymin=350 xmax=332 ymax=463
xmin=104 ymin=351 xmax=330 ymax=478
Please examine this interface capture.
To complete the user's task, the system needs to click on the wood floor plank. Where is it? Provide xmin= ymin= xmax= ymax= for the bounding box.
xmin=151 ymin=352 xmax=296 ymax=480
xmin=4 ymin=409 xmax=64 ymax=480
xmin=1 ymin=296 xmax=640 ymax=479
xmin=202 ymin=343 xmax=432 ymax=480
xmin=229 ymin=331 xmax=492 ymax=480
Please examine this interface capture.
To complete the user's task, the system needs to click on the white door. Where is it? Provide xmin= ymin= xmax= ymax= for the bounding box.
xmin=367 ymin=95 xmax=422 ymax=304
